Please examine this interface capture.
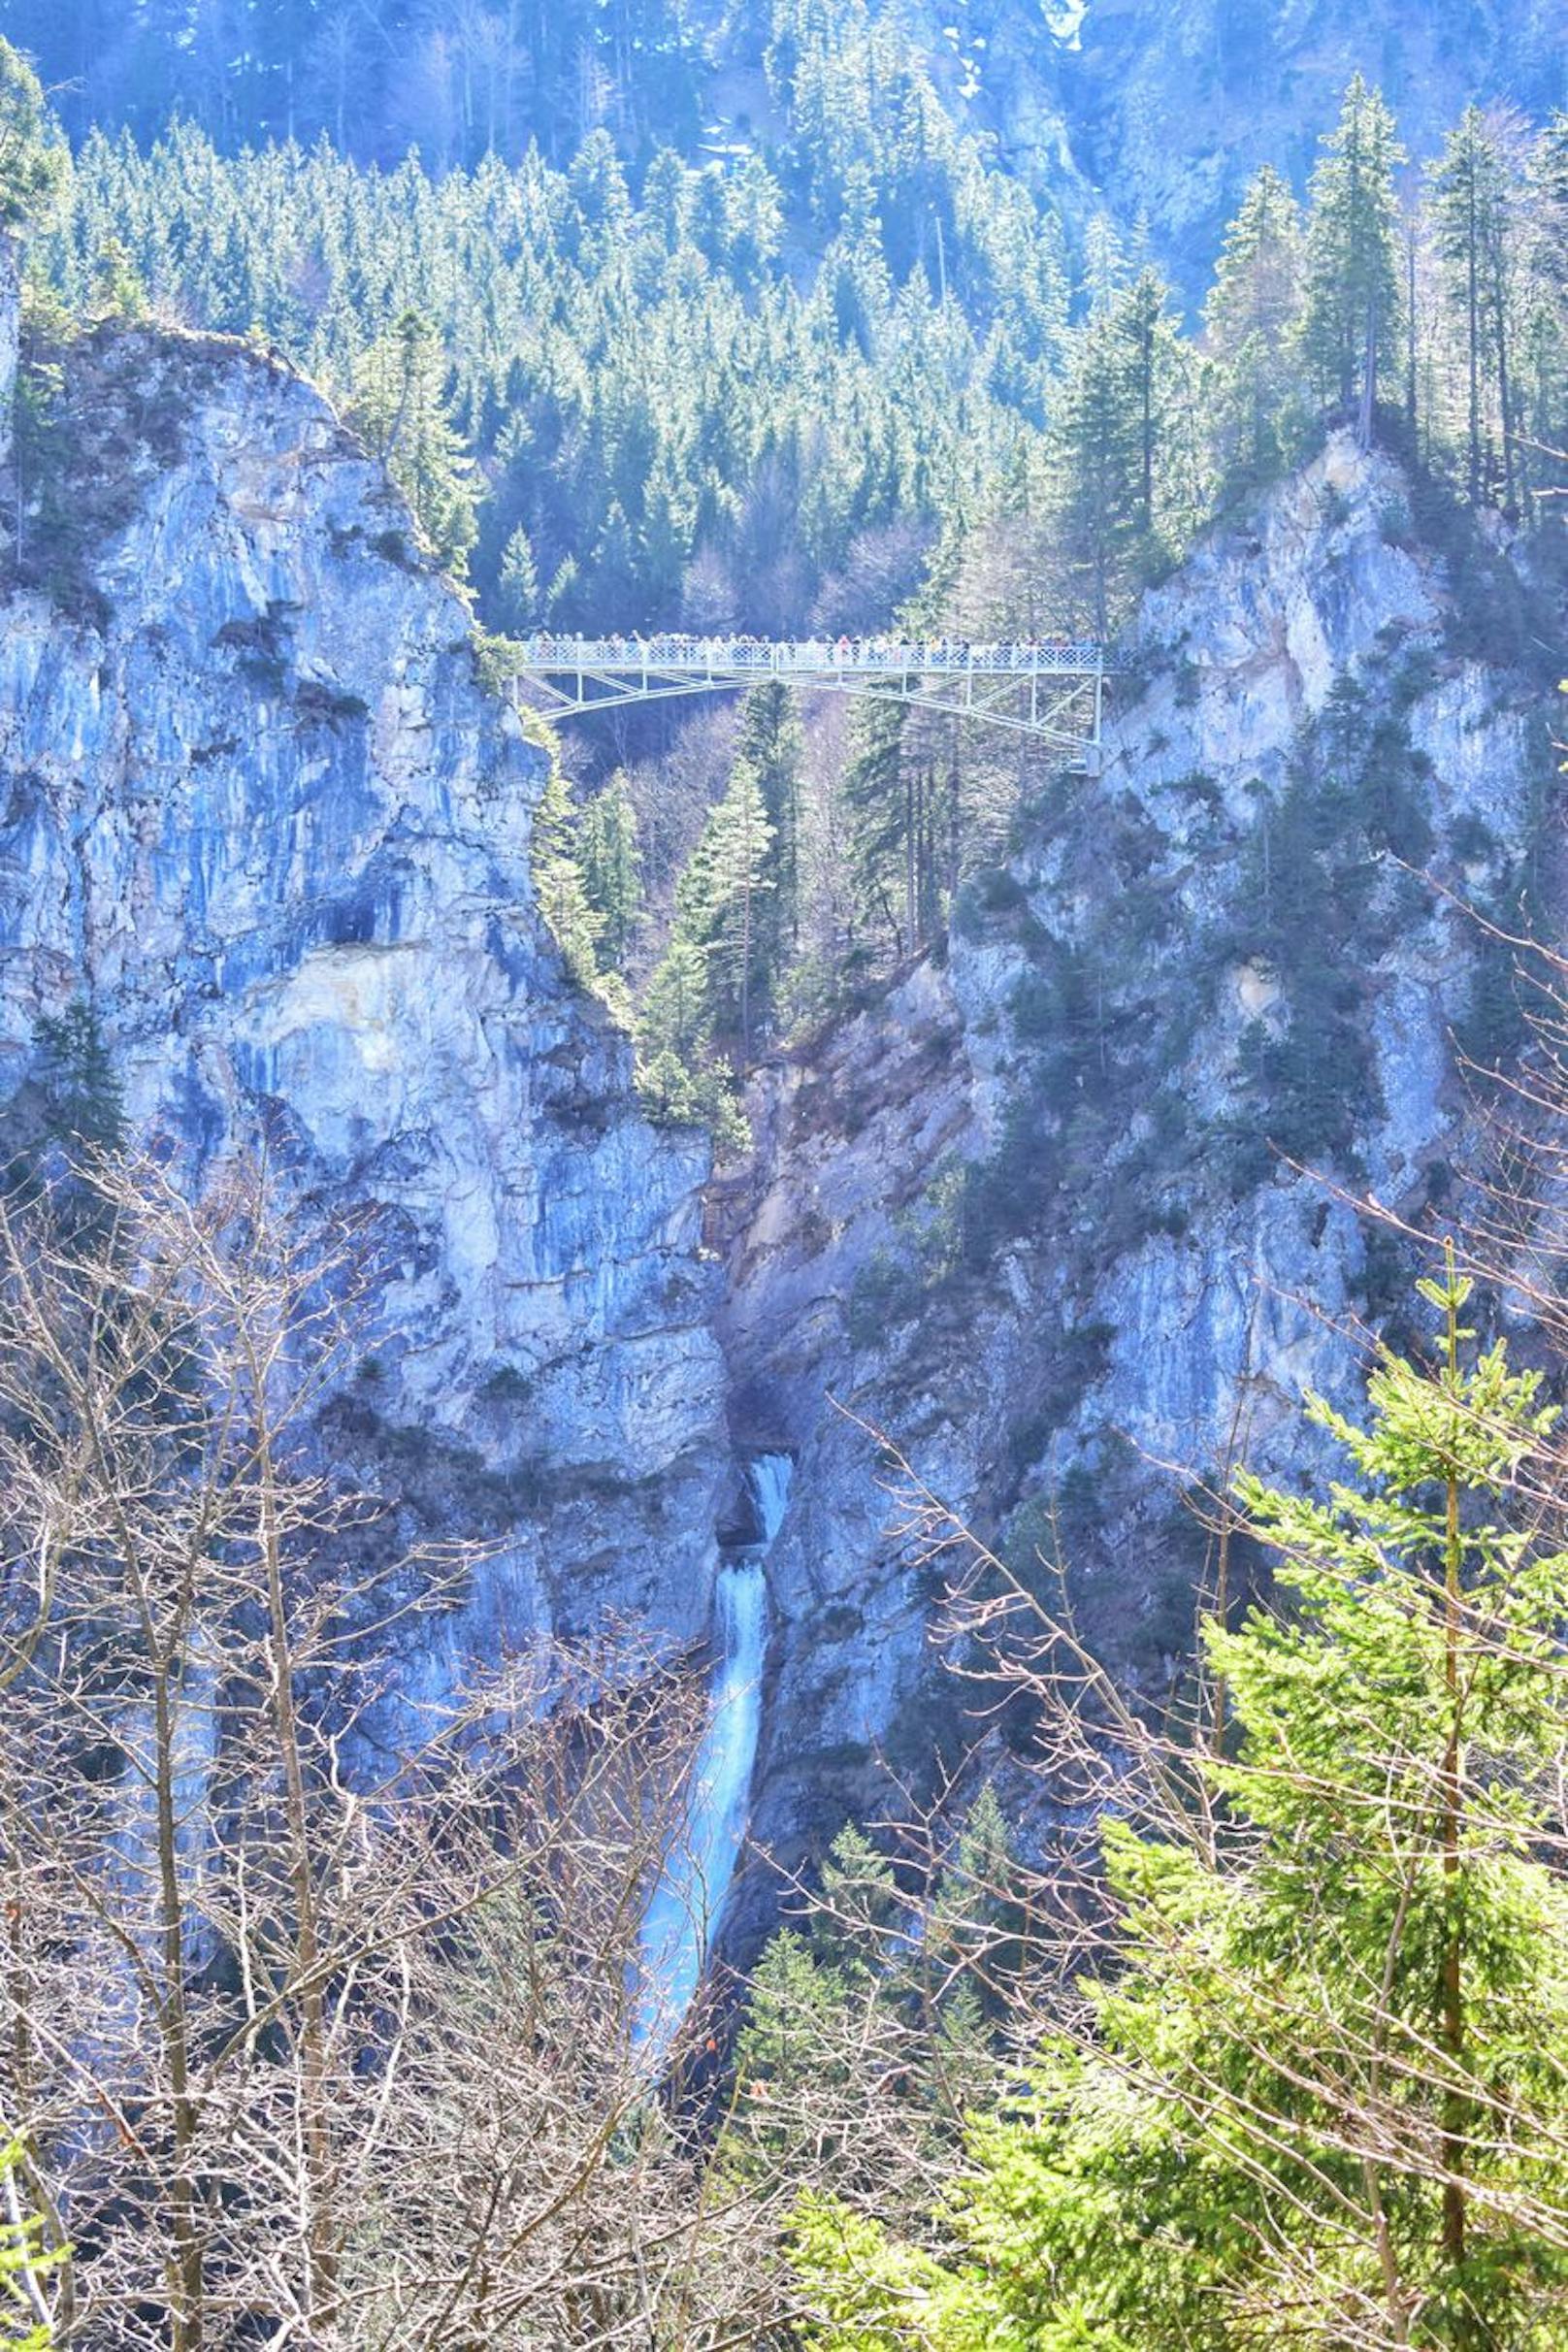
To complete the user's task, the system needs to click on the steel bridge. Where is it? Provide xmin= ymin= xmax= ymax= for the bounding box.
xmin=506 ymin=636 xmax=1115 ymax=765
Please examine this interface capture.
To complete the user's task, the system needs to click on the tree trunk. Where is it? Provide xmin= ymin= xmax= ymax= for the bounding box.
xmin=1357 ymin=292 xmax=1378 ymax=451
xmin=1438 ymin=1259 xmax=1471 ymax=2339
xmin=153 ymin=1662 xmax=204 ymax=2351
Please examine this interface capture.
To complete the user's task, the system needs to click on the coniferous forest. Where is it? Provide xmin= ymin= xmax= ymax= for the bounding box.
xmin=2 ymin=4 xmax=1568 ymax=2346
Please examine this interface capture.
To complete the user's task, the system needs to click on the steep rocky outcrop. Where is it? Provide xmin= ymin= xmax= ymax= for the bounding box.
xmin=0 ymin=323 xmax=729 ymax=1681
xmin=717 ymin=432 xmax=1559 ymax=1952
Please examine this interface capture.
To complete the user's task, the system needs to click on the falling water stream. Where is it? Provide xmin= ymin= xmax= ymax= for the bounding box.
xmin=635 ymin=1453 xmax=793 ymax=2056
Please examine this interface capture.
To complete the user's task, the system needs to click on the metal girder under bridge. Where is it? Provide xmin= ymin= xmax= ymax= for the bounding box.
xmin=506 ymin=636 xmax=1116 ymax=765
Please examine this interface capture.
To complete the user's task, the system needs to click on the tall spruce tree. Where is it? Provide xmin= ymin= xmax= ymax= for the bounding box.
xmin=691 ymin=755 xmax=775 ymax=1064
xmin=1045 ymin=306 xmax=1149 ymax=637
xmin=843 ymin=697 xmax=914 ymax=959
xmin=1206 ymin=164 xmax=1307 ymax=491
xmin=0 ymin=39 xmax=65 ymax=232
xmin=1301 ymin=75 xmax=1405 ymax=444
xmin=793 ymin=1266 xmax=1568 ymax=2348
xmin=496 ymin=524 xmax=541 ymax=633
xmin=33 ymin=1000 xmax=124 ymax=1158
xmin=1120 ymin=267 xmax=1183 ymax=539
xmin=736 ymin=680 xmax=804 ymax=963
xmin=1430 ymin=108 xmax=1519 ymax=508
xmin=577 ymin=770 xmax=643 ymax=969
xmin=348 ymin=311 xmax=477 ymax=570
xmin=530 ymin=765 xmax=604 ymax=994
xmin=641 ymin=752 xmax=775 ymax=1094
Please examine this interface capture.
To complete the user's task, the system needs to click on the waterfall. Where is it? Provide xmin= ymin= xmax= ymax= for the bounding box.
xmin=635 ymin=1453 xmax=793 ymax=2055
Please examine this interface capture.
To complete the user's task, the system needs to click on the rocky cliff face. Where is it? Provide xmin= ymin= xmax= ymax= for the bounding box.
xmin=0 ymin=318 xmax=729 ymax=1682
xmin=717 ymin=431 xmax=1558 ymax=1952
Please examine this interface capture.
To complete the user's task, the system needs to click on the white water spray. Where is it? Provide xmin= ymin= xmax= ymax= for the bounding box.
xmin=635 ymin=1453 xmax=793 ymax=2055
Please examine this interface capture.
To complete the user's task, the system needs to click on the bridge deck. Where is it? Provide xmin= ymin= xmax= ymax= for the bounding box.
xmin=514 ymin=636 xmax=1110 ymax=678
xmin=506 ymin=636 xmax=1115 ymax=758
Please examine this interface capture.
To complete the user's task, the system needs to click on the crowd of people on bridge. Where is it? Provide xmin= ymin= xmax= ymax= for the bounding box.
xmin=518 ymin=631 xmax=1102 ymax=672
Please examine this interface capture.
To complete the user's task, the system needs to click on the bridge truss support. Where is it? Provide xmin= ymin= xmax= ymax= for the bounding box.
xmin=506 ymin=643 xmax=1112 ymax=767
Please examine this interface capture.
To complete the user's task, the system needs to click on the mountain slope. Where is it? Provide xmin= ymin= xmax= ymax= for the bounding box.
xmin=923 ymin=0 xmax=1567 ymax=281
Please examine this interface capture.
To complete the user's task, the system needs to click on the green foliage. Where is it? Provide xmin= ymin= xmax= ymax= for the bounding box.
xmin=843 ymin=698 xmax=925 ymax=957
xmin=86 ymin=235 xmax=146 ymax=323
xmin=346 ymin=311 xmax=476 ymax=571
xmin=791 ymin=1274 xmax=1568 ymax=2346
xmin=0 ymin=2138 xmax=57 ymax=2348
xmin=577 ymin=772 xmax=643 ymax=970
xmin=1044 ymin=303 xmax=1158 ymax=637
xmin=16 ymin=67 xmax=1568 ymax=684
xmin=726 ymin=1797 xmax=1021 ymax=2202
xmin=495 ymin=525 xmax=541 ymax=635
xmin=637 ymin=749 xmax=778 ymax=1147
xmin=688 ymin=758 xmax=776 ymax=1062
xmin=0 ymin=41 xmax=65 ymax=235
xmin=1300 ymin=74 xmax=1405 ymax=422
xmin=1205 ymin=165 xmax=1310 ymax=494
xmin=530 ymin=761 xmax=634 ymax=1028
xmin=35 ymin=111 xmax=1060 ymax=641
xmin=846 ymin=1249 xmax=926 ymax=1348
xmin=738 ymin=682 xmax=805 ymax=966
xmin=1213 ymin=678 xmax=1444 ymax=1189
xmin=33 ymin=999 xmax=124 ymax=1158
xmin=1429 ymin=108 xmax=1520 ymax=509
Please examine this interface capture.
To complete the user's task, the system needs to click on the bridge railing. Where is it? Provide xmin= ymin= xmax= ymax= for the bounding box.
xmin=515 ymin=635 xmax=1110 ymax=676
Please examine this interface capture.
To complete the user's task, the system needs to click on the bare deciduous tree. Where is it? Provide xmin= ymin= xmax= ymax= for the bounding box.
xmin=0 ymin=1154 xmax=774 ymax=2349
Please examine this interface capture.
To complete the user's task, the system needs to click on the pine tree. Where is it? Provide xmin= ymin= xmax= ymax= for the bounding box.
xmin=530 ymin=765 xmax=604 ymax=994
xmin=1206 ymin=164 xmax=1307 ymax=491
xmin=1080 ymin=209 xmax=1128 ymax=321
xmin=88 ymin=235 xmax=147 ymax=321
xmin=640 ymin=145 xmax=687 ymax=254
xmin=1045 ymin=308 xmax=1148 ymax=637
xmin=793 ymin=1267 xmax=1568 ymax=2347
xmin=496 ymin=523 xmax=541 ymax=634
xmin=578 ymin=770 xmax=642 ymax=968
xmin=1119 ymin=267 xmax=1182 ymax=539
xmin=689 ymin=166 xmax=729 ymax=267
xmin=637 ymin=756 xmax=775 ymax=1139
xmin=566 ymin=127 xmax=633 ymax=252
xmin=0 ymin=40 xmax=66 ymax=232
xmin=842 ymin=697 xmax=913 ymax=959
xmin=817 ymin=1821 xmax=900 ymax=1962
xmin=1430 ymin=108 xmax=1519 ymax=508
xmin=687 ymin=755 xmax=775 ymax=1064
xmin=33 ymin=1000 xmax=124 ymax=1157
xmin=348 ymin=310 xmax=477 ymax=571
xmin=1301 ymin=75 xmax=1405 ymax=444
xmin=726 ymin=1930 xmax=856 ymax=2173
xmin=736 ymin=680 xmax=804 ymax=964
xmin=928 ymin=1783 xmax=1013 ymax=1974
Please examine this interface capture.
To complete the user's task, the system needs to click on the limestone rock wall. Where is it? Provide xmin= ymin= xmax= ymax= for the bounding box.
xmin=0 ymin=325 xmax=728 ymax=1669
xmin=715 ymin=433 xmax=1556 ymax=1951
